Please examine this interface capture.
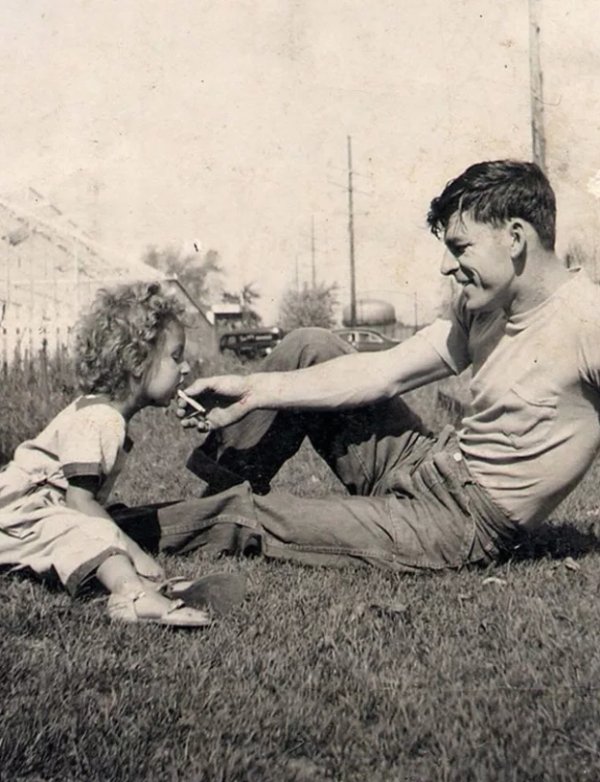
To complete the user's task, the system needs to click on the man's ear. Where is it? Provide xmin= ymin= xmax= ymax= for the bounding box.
xmin=507 ymin=218 xmax=527 ymax=260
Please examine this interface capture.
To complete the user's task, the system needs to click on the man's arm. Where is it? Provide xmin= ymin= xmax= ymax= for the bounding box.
xmin=181 ymin=332 xmax=452 ymax=429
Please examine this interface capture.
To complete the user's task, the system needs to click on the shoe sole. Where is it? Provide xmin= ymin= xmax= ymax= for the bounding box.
xmin=167 ymin=572 xmax=247 ymax=616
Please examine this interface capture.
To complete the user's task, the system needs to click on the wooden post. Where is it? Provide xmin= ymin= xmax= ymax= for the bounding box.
xmin=347 ymin=136 xmax=357 ymax=327
xmin=310 ymin=216 xmax=316 ymax=289
xmin=529 ymin=0 xmax=547 ymax=172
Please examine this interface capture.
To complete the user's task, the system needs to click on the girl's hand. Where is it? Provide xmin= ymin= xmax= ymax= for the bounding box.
xmin=125 ymin=539 xmax=165 ymax=581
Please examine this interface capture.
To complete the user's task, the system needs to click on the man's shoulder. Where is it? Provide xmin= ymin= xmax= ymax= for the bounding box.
xmin=556 ymin=272 xmax=600 ymax=328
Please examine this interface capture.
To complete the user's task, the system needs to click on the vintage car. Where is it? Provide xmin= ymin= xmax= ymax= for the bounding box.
xmin=219 ymin=327 xmax=285 ymax=361
xmin=333 ymin=328 xmax=399 ymax=352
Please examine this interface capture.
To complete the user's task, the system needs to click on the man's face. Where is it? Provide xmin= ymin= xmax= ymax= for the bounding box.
xmin=441 ymin=211 xmax=515 ymax=313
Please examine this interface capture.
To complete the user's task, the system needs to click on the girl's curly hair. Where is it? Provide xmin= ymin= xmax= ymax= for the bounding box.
xmin=74 ymin=281 xmax=186 ymax=399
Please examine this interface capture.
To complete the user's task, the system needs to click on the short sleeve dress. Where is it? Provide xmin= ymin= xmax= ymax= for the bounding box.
xmin=0 ymin=396 xmax=133 ymax=594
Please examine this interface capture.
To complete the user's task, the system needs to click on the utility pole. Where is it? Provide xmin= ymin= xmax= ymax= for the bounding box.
xmin=413 ymin=292 xmax=418 ymax=334
xmin=529 ymin=0 xmax=546 ymax=172
xmin=347 ymin=135 xmax=357 ymax=327
xmin=310 ymin=216 xmax=316 ymax=289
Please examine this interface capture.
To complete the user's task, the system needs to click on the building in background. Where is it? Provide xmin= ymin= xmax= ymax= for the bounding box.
xmin=209 ymin=301 xmax=244 ymax=332
xmin=0 ymin=189 xmax=215 ymax=364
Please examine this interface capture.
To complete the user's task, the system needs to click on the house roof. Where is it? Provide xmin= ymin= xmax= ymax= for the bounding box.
xmin=0 ymin=189 xmax=215 ymax=334
xmin=0 ymin=188 xmax=165 ymax=283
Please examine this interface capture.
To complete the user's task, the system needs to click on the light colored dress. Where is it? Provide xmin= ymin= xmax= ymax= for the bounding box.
xmin=0 ymin=396 xmax=133 ymax=594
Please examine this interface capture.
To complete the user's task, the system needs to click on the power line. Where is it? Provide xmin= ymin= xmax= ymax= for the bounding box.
xmin=311 ymin=216 xmax=316 ymax=288
xmin=347 ymin=135 xmax=357 ymax=327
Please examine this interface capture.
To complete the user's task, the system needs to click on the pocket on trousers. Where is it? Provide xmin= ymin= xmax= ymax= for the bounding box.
xmin=387 ymin=486 xmax=476 ymax=571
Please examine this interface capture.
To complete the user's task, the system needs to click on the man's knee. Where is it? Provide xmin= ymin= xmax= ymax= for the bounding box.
xmin=268 ymin=327 xmax=353 ymax=370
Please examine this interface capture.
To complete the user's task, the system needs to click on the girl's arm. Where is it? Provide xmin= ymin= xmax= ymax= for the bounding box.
xmin=65 ymin=483 xmax=164 ymax=581
xmin=65 ymin=482 xmax=115 ymax=521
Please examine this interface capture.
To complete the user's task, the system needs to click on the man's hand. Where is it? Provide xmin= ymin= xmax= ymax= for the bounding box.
xmin=176 ymin=332 xmax=453 ymax=434
xmin=176 ymin=375 xmax=254 ymax=431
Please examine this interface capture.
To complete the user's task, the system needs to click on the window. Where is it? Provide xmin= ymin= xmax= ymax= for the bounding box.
xmin=358 ymin=331 xmax=383 ymax=343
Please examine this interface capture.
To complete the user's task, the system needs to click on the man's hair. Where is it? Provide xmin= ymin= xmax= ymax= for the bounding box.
xmin=74 ymin=281 xmax=185 ymax=399
xmin=427 ymin=160 xmax=556 ymax=250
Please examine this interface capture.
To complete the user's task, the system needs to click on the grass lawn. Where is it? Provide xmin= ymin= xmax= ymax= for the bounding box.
xmin=1 ymin=360 xmax=600 ymax=781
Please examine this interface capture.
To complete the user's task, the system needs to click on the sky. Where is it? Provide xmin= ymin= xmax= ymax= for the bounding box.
xmin=2 ymin=0 xmax=600 ymax=324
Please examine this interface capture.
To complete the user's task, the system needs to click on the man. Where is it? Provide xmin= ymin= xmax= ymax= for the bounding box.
xmin=115 ymin=160 xmax=600 ymax=573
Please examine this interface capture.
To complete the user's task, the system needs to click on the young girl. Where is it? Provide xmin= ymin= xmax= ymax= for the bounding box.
xmin=0 ymin=281 xmax=211 ymax=627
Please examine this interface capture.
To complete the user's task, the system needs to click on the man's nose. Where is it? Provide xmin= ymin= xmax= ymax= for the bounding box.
xmin=441 ymin=250 xmax=459 ymax=277
xmin=181 ymin=360 xmax=191 ymax=375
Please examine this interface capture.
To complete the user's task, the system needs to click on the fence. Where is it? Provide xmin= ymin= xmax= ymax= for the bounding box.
xmin=0 ymin=277 xmax=141 ymax=366
xmin=0 ymin=276 xmax=218 ymax=367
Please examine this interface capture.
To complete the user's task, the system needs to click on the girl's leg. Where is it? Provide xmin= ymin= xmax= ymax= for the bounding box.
xmin=96 ymin=551 xmax=165 ymax=599
xmin=1 ymin=506 xmax=210 ymax=626
xmin=96 ymin=552 xmax=209 ymax=624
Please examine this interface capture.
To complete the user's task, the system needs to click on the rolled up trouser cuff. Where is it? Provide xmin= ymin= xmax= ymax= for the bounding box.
xmin=156 ymin=481 xmax=261 ymax=555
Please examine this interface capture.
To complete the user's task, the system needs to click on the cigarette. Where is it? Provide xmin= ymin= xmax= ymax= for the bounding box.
xmin=177 ymin=389 xmax=206 ymax=418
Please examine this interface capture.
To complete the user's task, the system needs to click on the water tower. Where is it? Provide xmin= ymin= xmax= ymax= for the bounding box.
xmin=342 ymin=298 xmax=396 ymax=336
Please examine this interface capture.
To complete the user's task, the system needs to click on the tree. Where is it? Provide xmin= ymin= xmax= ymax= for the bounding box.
xmin=142 ymin=245 xmax=222 ymax=308
xmin=220 ymin=282 xmax=262 ymax=327
xmin=278 ymin=282 xmax=338 ymax=331
xmin=240 ymin=282 xmax=261 ymax=327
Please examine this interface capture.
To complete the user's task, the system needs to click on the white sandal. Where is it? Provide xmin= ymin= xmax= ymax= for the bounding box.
xmin=107 ymin=591 xmax=211 ymax=627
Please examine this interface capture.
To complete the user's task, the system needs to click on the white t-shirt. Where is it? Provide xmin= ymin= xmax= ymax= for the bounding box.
xmin=417 ymin=269 xmax=600 ymax=528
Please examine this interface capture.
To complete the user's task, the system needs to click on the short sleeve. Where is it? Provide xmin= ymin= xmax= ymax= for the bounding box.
xmin=59 ymin=403 xmax=126 ymax=482
xmin=416 ymin=297 xmax=472 ymax=375
xmin=578 ymin=322 xmax=600 ymax=391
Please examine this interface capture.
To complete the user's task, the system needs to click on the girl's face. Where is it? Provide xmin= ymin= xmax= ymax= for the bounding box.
xmin=142 ymin=320 xmax=190 ymax=407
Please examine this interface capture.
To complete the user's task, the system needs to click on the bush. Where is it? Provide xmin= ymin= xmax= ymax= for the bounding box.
xmin=0 ymin=349 xmax=76 ymax=465
xmin=279 ymin=283 xmax=338 ymax=330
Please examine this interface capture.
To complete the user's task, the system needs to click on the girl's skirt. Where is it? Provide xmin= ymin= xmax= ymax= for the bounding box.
xmin=0 ymin=478 xmax=130 ymax=594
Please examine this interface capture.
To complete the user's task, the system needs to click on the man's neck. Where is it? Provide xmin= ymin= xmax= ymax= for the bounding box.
xmin=505 ymin=251 xmax=572 ymax=317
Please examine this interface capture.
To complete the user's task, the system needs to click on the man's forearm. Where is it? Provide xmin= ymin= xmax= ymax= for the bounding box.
xmin=243 ymin=334 xmax=450 ymax=412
